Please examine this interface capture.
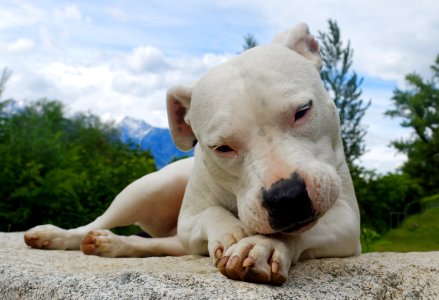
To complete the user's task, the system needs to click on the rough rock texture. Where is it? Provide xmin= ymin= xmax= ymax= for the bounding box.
xmin=1 ymin=232 xmax=438 ymax=299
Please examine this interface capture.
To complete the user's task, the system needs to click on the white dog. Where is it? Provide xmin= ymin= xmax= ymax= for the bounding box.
xmin=24 ymin=23 xmax=361 ymax=285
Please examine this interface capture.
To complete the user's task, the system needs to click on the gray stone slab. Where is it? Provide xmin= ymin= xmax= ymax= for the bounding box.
xmin=1 ymin=232 xmax=438 ymax=299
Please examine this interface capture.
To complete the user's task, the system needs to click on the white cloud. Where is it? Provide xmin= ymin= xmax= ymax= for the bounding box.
xmin=39 ymin=27 xmax=56 ymax=49
xmin=2 ymin=43 xmax=233 ymax=128
xmin=6 ymin=38 xmax=36 ymax=53
xmin=0 ymin=1 xmax=45 ymax=29
xmin=44 ymin=63 xmax=111 ymax=90
xmin=126 ymin=46 xmax=170 ymax=74
xmin=358 ymin=142 xmax=406 ymax=174
xmin=53 ymin=5 xmax=82 ymax=21
xmin=105 ymin=7 xmax=128 ymax=22
xmin=5 ymin=69 xmax=58 ymax=101
xmin=358 ymin=82 xmax=412 ymax=173
xmin=246 ymin=0 xmax=439 ymax=83
xmin=112 ymin=72 xmax=163 ymax=97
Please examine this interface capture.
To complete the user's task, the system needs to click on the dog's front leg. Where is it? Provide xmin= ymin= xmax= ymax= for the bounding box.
xmin=177 ymin=161 xmax=252 ymax=263
xmin=178 ymin=204 xmax=248 ymax=265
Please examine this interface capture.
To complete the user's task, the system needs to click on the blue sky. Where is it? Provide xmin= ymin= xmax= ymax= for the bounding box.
xmin=1 ymin=0 xmax=438 ymax=173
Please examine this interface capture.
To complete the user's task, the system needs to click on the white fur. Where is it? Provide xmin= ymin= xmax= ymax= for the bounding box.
xmin=172 ymin=23 xmax=361 ymax=283
xmin=24 ymin=23 xmax=360 ymax=285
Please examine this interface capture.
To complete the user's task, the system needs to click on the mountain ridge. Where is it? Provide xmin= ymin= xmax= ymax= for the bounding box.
xmin=118 ymin=116 xmax=193 ymax=169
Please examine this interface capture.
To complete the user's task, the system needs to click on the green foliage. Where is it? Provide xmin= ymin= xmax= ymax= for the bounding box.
xmin=0 ymin=67 xmax=11 ymax=98
xmin=242 ymin=33 xmax=258 ymax=52
xmin=360 ymin=227 xmax=380 ymax=253
xmin=385 ymin=54 xmax=439 ymax=194
xmin=353 ymin=170 xmax=423 ymax=233
xmin=420 ymin=194 xmax=439 ymax=210
xmin=0 ymin=99 xmax=156 ymax=231
xmin=367 ymin=206 xmax=439 ymax=252
xmin=318 ymin=20 xmax=371 ymax=167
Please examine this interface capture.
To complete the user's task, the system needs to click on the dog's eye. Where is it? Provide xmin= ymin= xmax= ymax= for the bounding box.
xmin=209 ymin=144 xmax=237 ymax=158
xmin=294 ymin=108 xmax=309 ymax=120
xmin=295 ymin=101 xmax=313 ymax=121
xmin=214 ymin=145 xmax=234 ymax=153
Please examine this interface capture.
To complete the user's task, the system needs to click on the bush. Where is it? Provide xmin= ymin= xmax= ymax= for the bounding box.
xmin=353 ymin=169 xmax=423 ymax=233
xmin=0 ymin=99 xmax=156 ymax=231
xmin=421 ymin=194 xmax=439 ymax=210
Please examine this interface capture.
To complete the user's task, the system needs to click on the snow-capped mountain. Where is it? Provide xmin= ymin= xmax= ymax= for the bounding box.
xmin=118 ymin=116 xmax=153 ymax=145
xmin=118 ymin=116 xmax=193 ymax=169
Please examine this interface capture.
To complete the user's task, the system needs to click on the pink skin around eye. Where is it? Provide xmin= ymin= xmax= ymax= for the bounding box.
xmin=294 ymin=109 xmax=310 ymax=126
xmin=288 ymin=107 xmax=311 ymax=127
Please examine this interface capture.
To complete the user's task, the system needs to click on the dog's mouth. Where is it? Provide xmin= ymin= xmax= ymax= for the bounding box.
xmin=279 ymin=216 xmax=317 ymax=234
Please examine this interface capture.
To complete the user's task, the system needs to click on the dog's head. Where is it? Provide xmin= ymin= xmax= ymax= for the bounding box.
xmin=167 ymin=23 xmax=345 ymax=234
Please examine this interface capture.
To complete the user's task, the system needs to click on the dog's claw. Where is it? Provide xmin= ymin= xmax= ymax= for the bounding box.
xmin=217 ymin=256 xmax=229 ymax=269
xmin=243 ymin=256 xmax=255 ymax=267
xmin=227 ymin=256 xmax=239 ymax=269
xmin=224 ymin=256 xmax=245 ymax=281
xmin=215 ymin=247 xmax=223 ymax=260
xmin=271 ymin=261 xmax=279 ymax=273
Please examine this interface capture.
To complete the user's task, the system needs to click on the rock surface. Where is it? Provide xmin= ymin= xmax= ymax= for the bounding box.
xmin=1 ymin=232 xmax=438 ymax=299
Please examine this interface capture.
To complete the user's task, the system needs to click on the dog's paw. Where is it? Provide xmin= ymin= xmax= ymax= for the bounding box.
xmin=80 ymin=230 xmax=127 ymax=257
xmin=208 ymin=225 xmax=247 ymax=266
xmin=24 ymin=224 xmax=80 ymax=250
xmin=216 ymin=235 xmax=292 ymax=285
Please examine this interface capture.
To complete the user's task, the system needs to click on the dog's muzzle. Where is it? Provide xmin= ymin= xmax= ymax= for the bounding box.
xmin=262 ymin=172 xmax=317 ymax=233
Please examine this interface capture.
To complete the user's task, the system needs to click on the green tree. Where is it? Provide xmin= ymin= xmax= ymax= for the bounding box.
xmin=0 ymin=99 xmax=156 ymax=231
xmin=355 ymin=172 xmax=422 ymax=233
xmin=242 ymin=33 xmax=258 ymax=52
xmin=318 ymin=20 xmax=371 ymax=167
xmin=386 ymin=54 xmax=439 ymax=194
xmin=0 ymin=67 xmax=11 ymax=98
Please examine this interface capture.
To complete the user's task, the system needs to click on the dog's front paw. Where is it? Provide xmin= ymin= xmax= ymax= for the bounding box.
xmin=216 ymin=235 xmax=292 ymax=285
xmin=208 ymin=225 xmax=247 ymax=266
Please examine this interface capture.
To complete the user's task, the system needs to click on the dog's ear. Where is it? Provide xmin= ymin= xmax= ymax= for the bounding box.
xmin=272 ymin=22 xmax=322 ymax=70
xmin=166 ymin=85 xmax=196 ymax=151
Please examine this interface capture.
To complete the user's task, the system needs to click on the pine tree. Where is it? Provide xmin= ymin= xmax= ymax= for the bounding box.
xmin=0 ymin=67 xmax=11 ymax=98
xmin=242 ymin=33 xmax=258 ymax=52
xmin=318 ymin=20 xmax=371 ymax=168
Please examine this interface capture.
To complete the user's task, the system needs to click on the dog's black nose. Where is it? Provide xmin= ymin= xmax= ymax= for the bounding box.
xmin=262 ymin=172 xmax=315 ymax=233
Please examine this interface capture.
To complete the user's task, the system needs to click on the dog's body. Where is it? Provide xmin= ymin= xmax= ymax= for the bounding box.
xmin=24 ymin=23 xmax=361 ymax=285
